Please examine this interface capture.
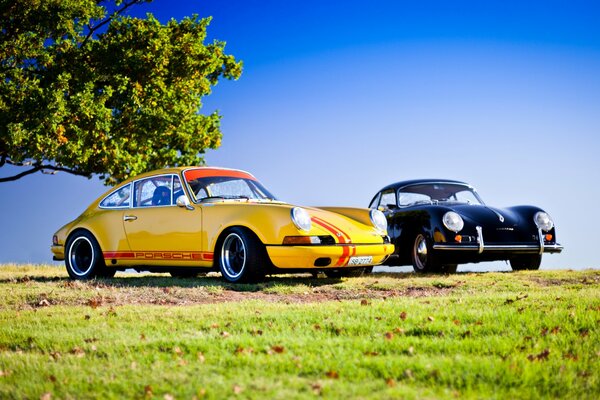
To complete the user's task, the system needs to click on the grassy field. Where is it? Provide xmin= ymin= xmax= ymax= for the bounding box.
xmin=0 ymin=264 xmax=598 ymax=399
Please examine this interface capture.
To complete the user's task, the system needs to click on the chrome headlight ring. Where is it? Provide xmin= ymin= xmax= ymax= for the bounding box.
xmin=443 ymin=211 xmax=464 ymax=233
xmin=370 ymin=209 xmax=388 ymax=233
xmin=291 ymin=207 xmax=312 ymax=232
xmin=534 ymin=211 xmax=554 ymax=232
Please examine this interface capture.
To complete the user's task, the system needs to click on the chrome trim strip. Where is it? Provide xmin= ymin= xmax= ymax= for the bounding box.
xmin=538 ymin=228 xmax=544 ymax=255
xmin=476 ymin=226 xmax=484 ymax=254
xmin=432 ymin=243 xmax=564 ymax=252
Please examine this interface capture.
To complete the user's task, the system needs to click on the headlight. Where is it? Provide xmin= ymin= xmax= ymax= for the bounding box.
xmin=534 ymin=211 xmax=554 ymax=232
xmin=291 ymin=207 xmax=312 ymax=232
xmin=370 ymin=209 xmax=387 ymax=232
xmin=443 ymin=211 xmax=464 ymax=233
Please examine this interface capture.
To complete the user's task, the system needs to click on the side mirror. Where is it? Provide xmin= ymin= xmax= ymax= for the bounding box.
xmin=176 ymin=195 xmax=194 ymax=210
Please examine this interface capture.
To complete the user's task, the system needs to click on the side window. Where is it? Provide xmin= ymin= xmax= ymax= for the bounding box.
xmin=100 ymin=184 xmax=131 ymax=208
xmin=380 ymin=190 xmax=397 ymax=209
xmin=369 ymin=192 xmax=381 ymax=209
xmin=134 ymin=176 xmax=173 ymax=207
xmin=172 ymin=175 xmax=185 ymax=203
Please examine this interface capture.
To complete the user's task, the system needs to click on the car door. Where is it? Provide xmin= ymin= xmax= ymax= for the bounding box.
xmin=122 ymin=174 xmax=206 ymax=263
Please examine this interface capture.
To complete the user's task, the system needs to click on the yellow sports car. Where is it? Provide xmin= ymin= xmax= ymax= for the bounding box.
xmin=51 ymin=167 xmax=394 ymax=282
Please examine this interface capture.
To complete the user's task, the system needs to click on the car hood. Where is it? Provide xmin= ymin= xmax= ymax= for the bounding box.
xmin=447 ymin=204 xmax=524 ymax=228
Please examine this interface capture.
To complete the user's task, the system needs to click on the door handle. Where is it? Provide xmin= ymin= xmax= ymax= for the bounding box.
xmin=123 ymin=215 xmax=137 ymax=222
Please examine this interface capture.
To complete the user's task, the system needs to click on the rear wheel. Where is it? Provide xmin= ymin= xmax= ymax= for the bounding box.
xmin=65 ymin=231 xmax=110 ymax=280
xmin=510 ymin=254 xmax=542 ymax=271
xmin=218 ymin=228 xmax=265 ymax=283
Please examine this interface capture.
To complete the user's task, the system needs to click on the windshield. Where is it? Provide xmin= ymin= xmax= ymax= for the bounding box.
xmin=398 ymin=183 xmax=484 ymax=207
xmin=185 ymin=174 xmax=277 ymax=202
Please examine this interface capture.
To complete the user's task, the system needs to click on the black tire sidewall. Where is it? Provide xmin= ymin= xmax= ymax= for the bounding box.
xmin=65 ymin=231 xmax=105 ymax=280
xmin=218 ymin=227 xmax=264 ymax=283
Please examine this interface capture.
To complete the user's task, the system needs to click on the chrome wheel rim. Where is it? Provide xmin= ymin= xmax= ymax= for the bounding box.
xmin=413 ymin=234 xmax=428 ymax=270
xmin=69 ymin=236 xmax=95 ymax=276
xmin=221 ymin=233 xmax=246 ymax=280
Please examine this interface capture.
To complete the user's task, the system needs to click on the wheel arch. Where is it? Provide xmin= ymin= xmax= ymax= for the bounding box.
xmin=212 ymin=225 xmax=268 ymax=268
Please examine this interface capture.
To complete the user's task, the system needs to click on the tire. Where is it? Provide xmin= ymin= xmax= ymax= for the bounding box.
xmin=324 ymin=268 xmax=366 ymax=278
xmin=411 ymin=233 xmax=440 ymax=273
xmin=218 ymin=228 xmax=266 ymax=283
xmin=510 ymin=254 xmax=542 ymax=271
xmin=65 ymin=231 xmax=108 ymax=280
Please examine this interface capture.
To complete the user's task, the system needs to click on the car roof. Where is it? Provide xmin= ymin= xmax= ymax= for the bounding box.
xmin=123 ymin=166 xmax=255 ymax=181
xmin=379 ymin=179 xmax=472 ymax=192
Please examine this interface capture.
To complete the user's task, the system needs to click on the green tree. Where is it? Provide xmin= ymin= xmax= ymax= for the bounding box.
xmin=0 ymin=0 xmax=241 ymax=185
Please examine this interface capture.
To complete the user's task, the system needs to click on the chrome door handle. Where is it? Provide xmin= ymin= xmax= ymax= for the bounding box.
xmin=123 ymin=215 xmax=137 ymax=221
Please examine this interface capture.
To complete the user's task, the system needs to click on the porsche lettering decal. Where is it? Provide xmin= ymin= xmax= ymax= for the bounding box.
xmin=103 ymin=251 xmax=213 ymax=261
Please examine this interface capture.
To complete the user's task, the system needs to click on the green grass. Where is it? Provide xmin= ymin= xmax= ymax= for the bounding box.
xmin=0 ymin=264 xmax=599 ymax=399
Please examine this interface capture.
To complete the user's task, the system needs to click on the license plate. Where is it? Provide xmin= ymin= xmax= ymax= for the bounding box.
xmin=347 ymin=256 xmax=373 ymax=266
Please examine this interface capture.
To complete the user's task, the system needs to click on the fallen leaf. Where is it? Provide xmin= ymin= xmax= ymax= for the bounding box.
xmin=173 ymin=347 xmax=183 ymax=356
xmin=87 ymin=298 xmax=101 ymax=309
xmin=84 ymin=315 xmax=91 ymax=320
xmin=453 ymin=319 xmax=461 ymax=325
xmin=48 ymin=375 xmax=56 ymax=382
xmin=233 ymin=385 xmax=243 ymax=394
xmin=364 ymin=351 xmax=379 ymax=356
xmin=540 ymin=327 xmax=549 ymax=336
xmin=144 ymin=385 xmax=153 ymax=398
xmin=50 ymin=351 xmax=61 ymax=361
xmin=164 ymin=394 xmax=174 ymax=400
xmin=386 ymin=378 xmax=396 ymax=387
xmin=271 ymin=345 xmax=285 ymax=354
xmin=579 ymin=328 xmax=589 ymax=338
xmin=210 ymin=323 xmax=219 ymax=329
xmin=40 ymin=393 xmax=52 ymax=400
xmin=394 ymin=327 xmax=405 ymax=334
xmin=427 ymin=316 xmax=435 ymax=322
xmin=551 ymin=326 xmax=560 ymax=334
xmin=220 ymin=331 xmax=230 ymax=338
xmin=140 ymin=333 xmax=146 ymax=341
xmin=325 ymin=370 xmax=339 ymax=379
xmin=528 ymin=349 xmax=550 ymax=361
xmin=361 ymin=299 xmax=370 ymax=306
xmin=384 ymin=332 xmax=394 ymax=340
xmin=404 ymin=369 xmax=414 ymax=379
xmin=313 ymin=324 xmax=321 ymax=331
xmin=400 ymin=311 xmax=407 ymax=320
xmin=39 ymin=299 xmax=51 ymax=307
xmin=71 ymin=347 xmax=85 ymax=358
xmin=310 ymin=382 xmax=323 ymax=395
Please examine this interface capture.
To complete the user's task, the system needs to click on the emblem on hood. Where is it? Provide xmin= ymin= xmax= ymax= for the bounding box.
xmin=488 ymin=208 xmax=505 ymax=223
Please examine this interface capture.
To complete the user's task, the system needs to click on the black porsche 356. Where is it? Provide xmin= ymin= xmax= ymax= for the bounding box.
xmin=369 ymin=179 xmax=563 ymax=273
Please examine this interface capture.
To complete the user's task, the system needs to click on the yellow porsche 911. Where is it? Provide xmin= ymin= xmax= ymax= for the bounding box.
xmin=51 ymin=167 xmax=394 ymax=282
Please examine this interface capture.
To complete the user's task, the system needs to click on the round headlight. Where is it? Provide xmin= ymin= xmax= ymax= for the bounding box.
xmin=370 ymin=209 xmax=387 ymax=232
xmin=291 ymin=207 xmax=312 ymax=232
xmin=443 ymin=211 xmax=464 ymax=233
xmin=534 ymin=211 xmax=554 ymax=232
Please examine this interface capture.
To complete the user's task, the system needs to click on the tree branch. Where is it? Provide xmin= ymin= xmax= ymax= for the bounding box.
xmin=82 ymin=0 xmax=143 ymax=46
xmin=0 ymin=160 xmax=91 ymax=183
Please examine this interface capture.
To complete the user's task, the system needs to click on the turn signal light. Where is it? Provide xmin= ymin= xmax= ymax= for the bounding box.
xmin=545 ymin=234 xmax=553 ymax=241
xmin=283 ymin=236 xmax=320 ymax=245
xmin=455 ymin=235 xmax=462 ymax=243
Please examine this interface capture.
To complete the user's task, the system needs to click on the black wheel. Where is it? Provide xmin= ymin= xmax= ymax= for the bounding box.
xmin=411 ymin=233 xmax=440 ymax=273
xmin=65 ymin=231 xmax=109 ymax=280
xmin=218 ymin=228 xmax=265 ymax=283
xmin=324 ymin=268 xmax=366 ymax=278
xmin=510 ymin=254 xmax=542 ymax=271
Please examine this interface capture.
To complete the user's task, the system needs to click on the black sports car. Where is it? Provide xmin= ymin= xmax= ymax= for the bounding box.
xmin=369 ymin=179 xmax=563 ymax=273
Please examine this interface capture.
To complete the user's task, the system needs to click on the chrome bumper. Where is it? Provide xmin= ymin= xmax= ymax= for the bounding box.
xmin=432 ymin=227 xmax=563 ymax=255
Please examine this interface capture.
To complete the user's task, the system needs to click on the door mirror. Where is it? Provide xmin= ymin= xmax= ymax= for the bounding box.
xmin=176 ymin=195 xmax=194 ymax=210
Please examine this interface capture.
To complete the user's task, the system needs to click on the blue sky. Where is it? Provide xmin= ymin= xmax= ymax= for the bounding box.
xmin=1 ymin=0 xmax=599 ymax=270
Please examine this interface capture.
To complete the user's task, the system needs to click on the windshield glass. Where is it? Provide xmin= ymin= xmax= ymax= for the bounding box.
xmin=184 ymin=171 xmax=277 ymax=202
xmin=398 ymin=183 xmax=484 ymax=207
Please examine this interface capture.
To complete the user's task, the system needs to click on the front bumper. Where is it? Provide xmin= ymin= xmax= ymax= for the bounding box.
xmin=266 ymin=243 xmax=394 ymax=269
xmin=433 ymin=226 xmax=563 ymax=255
xmin=51 ymin=245 xmax=65 ymax=261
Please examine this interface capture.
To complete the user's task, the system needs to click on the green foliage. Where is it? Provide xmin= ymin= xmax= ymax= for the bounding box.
xmin=0 ymin=0 xmax=242 ymax=184
xmin=0 ymin=265 xmax=599 ymax=399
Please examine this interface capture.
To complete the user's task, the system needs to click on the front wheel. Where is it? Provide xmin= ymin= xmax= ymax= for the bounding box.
xmin=411 ymin=233 xmax=439 ymax=273
xmin=218 ymin=228 xmax=265 ymax=283
xmin=510 ymin=254 xmax=542 ymax=271
xmin=65 ymin=231 xmax=109 ymax=280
